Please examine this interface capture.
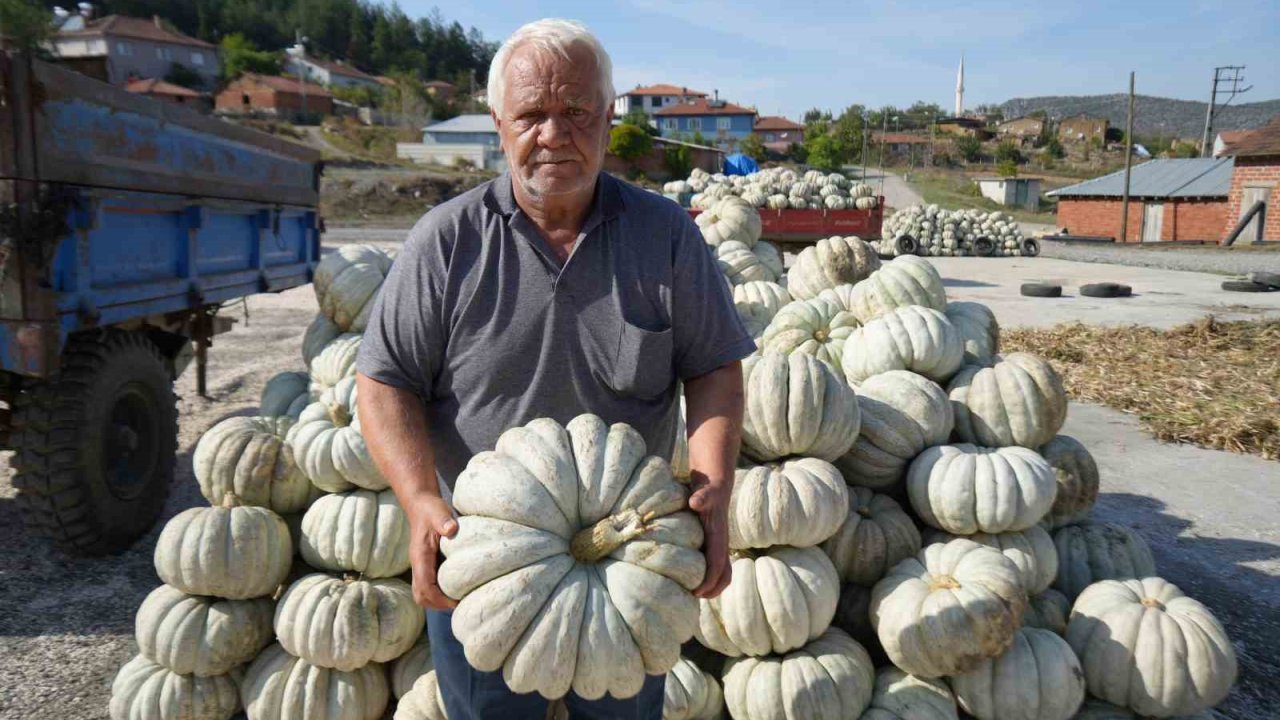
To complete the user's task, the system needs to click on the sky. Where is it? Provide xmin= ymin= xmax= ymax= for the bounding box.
xmin=401 ymin=0 xmax=1279 ymax=120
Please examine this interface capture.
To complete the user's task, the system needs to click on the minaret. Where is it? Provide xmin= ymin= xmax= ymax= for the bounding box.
xmin=955 ymin=52 xmax=965 ymax=116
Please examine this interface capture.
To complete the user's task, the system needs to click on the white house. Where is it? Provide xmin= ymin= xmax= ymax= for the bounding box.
xmin=50 ymin=13 xmax=220 ymax=89
xmin=614 ymin=84 xmax=707 ymax=121
xmin=283 ymin=51 xmax=382 ymax=90
xmin=397 ymin=114 xmax=505 ymax=171
xmin=974 ymin=177 xmax=1042 ymax=211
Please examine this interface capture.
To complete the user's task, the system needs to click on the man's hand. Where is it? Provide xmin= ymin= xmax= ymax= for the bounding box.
xmin=407 ymin=494 xmax=459 ymax=610
xmin=689 ymin=476 xmax=732 ymax=599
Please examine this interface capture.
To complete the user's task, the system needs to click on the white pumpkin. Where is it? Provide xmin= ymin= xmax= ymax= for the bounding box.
xmin=287 ymin=376 xmax=388 ymax=493
xmin=1052 ymin=522 xmax=1156 ymax=601
xmin=760 ymin=296 xmax=860 ymax=374
xmin=753 ymin=241 xmax=784 ymax=280
xmin=728 ymin=458 xmax=849 ymax=550
xmin=733 ymin=281 xmax=792 ymax=339
xmin=394 ymin=671 xmax=448 ymax=720
xmin=947 ymin=353 xmax=1068 ymax=449
xmin=1039 ymin=435 xmax=1100 ymax=529
xmin=722 ymin=627 xmax=875 ymax=720
xmin=313 ymin=244 xmax=394 ymax=332
xmin=664 ymin=658 xmax=723 ymax=720
xmin=260 ymin=371 xmax=311 ymax=418
xmin=834 ymin=370 xmax=954 ymax=490
xmin=436 ymin=415 xmax=704 ymax=700
xmin=944 ymin=301 xmax=999 ymax=367
xmin=740 ymin=352 xmax=861 ymax=462
xmin=308 ymin=333 xmax=362 ymax=399
xmin=847 ymin=255 xmax=947 ymax=324
xmin=299 ymin=488 xmax=410 ymax=578
xmin=717 ymin=245 xmax=775 ymax=285
xmin=696 ymin=197 xmax=762 ymax=248
xmin=695 ymin=545 xmax=839 ymax=657
xmin=1067 ymin=577 xmax=1237 ymax=718
xmin=391 ymin=636 xmax=432 ymax=700
xmin=1024 ymin=588 xmax=1071 ymax=635
xmin=842 ymin=305 xmax=965 ymax=385
xmin=241 ymin=643 xmax=389 ymax=720
xmin=302 ymin=313 xmax=343 ymax=367
xmin=923 ymin=525 xmax=1058 ymax=594
xmin=135 ymin=584 xmax=273 ymax=677
xmin=193 ymin=416 xmax=318 ymax=514
xmin=786 ymin=236 xmax=882 ymax=300
xmin=950 ymin=627 xmax=1086 ymax=720
xmin=110 ymin=654 xmax=241 ymax=720
xmin=821 ymin=487 xmax=921 ymax=586
xmin=871 ymin=539 xmax=1026 ymax=678
xmin=154 ymin=494 xmax=292 ymax=600
xmin=274 ymin=574 xmax=423 ymax=671
xmin=862 ymin=667 xmax=959 ymax=720
xmin=907 ymin=444 xmax=1057 ymax=535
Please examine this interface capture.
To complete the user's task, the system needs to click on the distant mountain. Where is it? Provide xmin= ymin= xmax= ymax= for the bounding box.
xmin=998 ymin=94 xmax=1280 ymax=139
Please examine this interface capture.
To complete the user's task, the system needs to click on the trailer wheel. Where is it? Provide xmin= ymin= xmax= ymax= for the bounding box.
xmin=9 ymin=330 xmax=177 ymax=555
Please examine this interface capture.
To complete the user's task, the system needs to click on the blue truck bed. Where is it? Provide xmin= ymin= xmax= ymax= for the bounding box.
xmin=0 ymin=50 xmax=321 ymax=377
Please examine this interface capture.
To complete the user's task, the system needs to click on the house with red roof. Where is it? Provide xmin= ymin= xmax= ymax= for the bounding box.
xmin=51 ymin=13 xmax=219 ymax=89
xmin=614 ymin=83 xmax=708 ymax=121
xmin=214 ymin=74 xmax=333 ymax=122
xmin=284 ymin=53 xmax=381 ymax=91
xmin=125 ymin=78 xmax=206 ymax=108
xmin=655 ymin=95 xmax=757 ymax=150
xmin=754 ymin=116 xmax=805 ymax=153
xmin=1221 ymin=116 xmax=1280 ymax=242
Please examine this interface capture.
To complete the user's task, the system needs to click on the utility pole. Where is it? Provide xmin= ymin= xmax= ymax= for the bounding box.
xmin=1199 ymin=66 xmax=1251 ymax=157
xmin=1120 ymin=72 xmax=1135 ymax=242
xmin=860 ymin=109 xmax=868 ymax=182
xmin=878 ymin=109 xmax=888 ymax=196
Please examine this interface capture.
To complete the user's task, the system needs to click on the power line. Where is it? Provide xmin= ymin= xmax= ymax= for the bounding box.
xmin=1199 ymin=65 xmax=1252 ymax=158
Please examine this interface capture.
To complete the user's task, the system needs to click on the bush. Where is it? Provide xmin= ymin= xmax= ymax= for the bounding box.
xmin=609 ymin=123 xmax=653 ymax=164
xmin=1045 ymin=136 xmax=1065 ymax=159
xmin=995 ymin=141 xmax=1022 ymax=165
xmin=955 ymin=136 xmax=982 ymax=163
xmin=164 ymin=62 xmax=206 ymax=90
xmin=738 ymin=133 xmax=765 ymax=161
xmin=996 ymin=159 xmax=1019 ymax=177
xmin=664 ymin=142 xmax=692 ymax=179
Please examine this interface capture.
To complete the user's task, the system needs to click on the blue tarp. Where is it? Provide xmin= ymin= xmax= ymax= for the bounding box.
xmin=723 ymin=153 xmax=759 ymax=176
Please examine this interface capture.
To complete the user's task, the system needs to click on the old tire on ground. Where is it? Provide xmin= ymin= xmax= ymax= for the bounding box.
xmin=1020 ymin=237 xmax=1041 ymax=257
xmin=1221 ymin=280 xmax=1277 ymax=293
xmin=895 ymin=234 xmax=919 ymax=257
xmin=1021 ymin=283 xmax=1062 ymax=298
xmin=9 ymin=329 xmax=177 ymax=554
xmin=1079 ymin=283 xmax=1133 ymax=298
xmin=972 ymin=236 xmax=996 ymax=257
xmin=1246 ymin=271 xmax=1280 ymax=288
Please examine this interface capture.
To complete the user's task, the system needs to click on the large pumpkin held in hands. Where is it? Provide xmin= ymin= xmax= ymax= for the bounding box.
xmin=437 ymin=414 xmax=705 ymax=701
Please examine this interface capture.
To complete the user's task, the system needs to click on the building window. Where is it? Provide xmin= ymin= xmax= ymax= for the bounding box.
xmin=717 ymin=117 xmax=731 ymax=131
xmin=116 ymin=41 xmax=131 ymax=56
xmin=690 ymin=118 xmax=702 ymax=131
xmin=651 ymin=96 xmax=662 ymax=109
xmin=156 ymin=47 xmax=172 ymax=61
xmin=191 ymin=51 xmax=205 ymax=66
xmin=663 ymin=118 xmax=678 ymax=131
xmin=766 ymin=133 xmax=775 ymax=142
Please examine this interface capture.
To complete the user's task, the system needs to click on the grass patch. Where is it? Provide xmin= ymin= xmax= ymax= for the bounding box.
xmin=905 ymin=169 xmax=1061 ymax=224
xmin=321 ymin=118 xmax=421 ymax=163
xmin=1003 ymin=318 xmax=1280 ymax=459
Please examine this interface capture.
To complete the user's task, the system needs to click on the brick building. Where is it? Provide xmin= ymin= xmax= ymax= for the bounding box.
xmin=125 ymin=78 xmax=205 ymax=108
xmin=1221 ymin=116 xmax=1280 ymax=242
xmin=1058 ymin=115 xmax=1108 ymax=144
xmin=215 ymin=74 xmax=333 ymax=122
xmin=996 ymin=116 xmax=1044 ymax=141
xmin=754 ymin=116 xmax=805 ymax=154
xmin=1048 ymin=158 xmax=1232 ymax=242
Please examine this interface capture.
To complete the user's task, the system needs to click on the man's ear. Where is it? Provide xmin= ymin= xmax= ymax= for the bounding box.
xmin=490 ymin=108 xmax=503 ymax=151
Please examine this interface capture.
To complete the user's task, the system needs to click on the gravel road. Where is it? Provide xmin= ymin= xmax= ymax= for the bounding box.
xmin=0 ymin=231 xmax=1275 ymax=719
xmin=1041 ymin=240 xmax=1280 ymax=277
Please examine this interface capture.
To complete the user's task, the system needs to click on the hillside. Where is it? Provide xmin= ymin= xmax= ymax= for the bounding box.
xmin=999 ymin=94 xmax=1280 ymax=138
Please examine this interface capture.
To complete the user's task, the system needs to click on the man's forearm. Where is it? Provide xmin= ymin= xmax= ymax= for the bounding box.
xmin=356 ymin=374 xmax=443 ymax=511
xmin=683 ymin=361 xmax=744 ymax=489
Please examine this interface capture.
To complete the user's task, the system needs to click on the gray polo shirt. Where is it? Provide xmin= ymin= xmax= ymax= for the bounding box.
xmin=356 ymin=171 xmax=755 ymax=489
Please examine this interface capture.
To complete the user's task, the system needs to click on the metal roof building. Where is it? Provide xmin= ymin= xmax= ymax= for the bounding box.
xmin=1048 ymin=157 xmax=1234 ymax=199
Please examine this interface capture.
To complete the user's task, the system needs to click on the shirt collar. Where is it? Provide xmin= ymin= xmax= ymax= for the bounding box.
xmin=486 ymin=171 xmax=626 ymax=227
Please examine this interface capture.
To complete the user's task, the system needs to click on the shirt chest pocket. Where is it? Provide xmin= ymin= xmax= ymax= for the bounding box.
xmin=608 ymin=320 xmax=674 ymax=399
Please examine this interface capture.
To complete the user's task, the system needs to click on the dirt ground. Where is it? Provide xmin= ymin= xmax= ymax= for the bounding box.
xmin=0 ymin=240 xmax=1276 ymax=719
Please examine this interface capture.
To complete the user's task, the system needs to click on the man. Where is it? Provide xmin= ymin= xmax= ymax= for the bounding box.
xmin=356 ymin=18 xmax=754 ymax=720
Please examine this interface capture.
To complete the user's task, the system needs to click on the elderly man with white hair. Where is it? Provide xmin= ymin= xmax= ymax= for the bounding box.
xmin=356 ymin=17 xmax=753 ymax=720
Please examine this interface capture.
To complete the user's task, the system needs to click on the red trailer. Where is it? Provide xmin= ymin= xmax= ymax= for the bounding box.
xmin=688 ymin=199 xmax=884 ymax=253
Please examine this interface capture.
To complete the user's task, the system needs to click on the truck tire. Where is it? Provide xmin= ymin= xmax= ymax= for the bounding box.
xmin=895 ymin=234 xmax=919 ymax=256
xmin=1020 ymin=237 xmax=1041 ymax=257
xmin=972 ymin=236 xmax=996 ymax=257
xmin=9 ymin=330 xmax=177 ymax=555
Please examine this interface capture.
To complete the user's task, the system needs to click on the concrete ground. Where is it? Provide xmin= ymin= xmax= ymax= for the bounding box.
xmin=843 ymin=165 xmax=924 ymax=211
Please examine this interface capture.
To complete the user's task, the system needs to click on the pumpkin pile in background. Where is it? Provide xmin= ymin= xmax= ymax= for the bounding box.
xmin=665 ymin=167 xmax=881 ymax=211
xmin=109 ymin=197 xmax=1239 ymax=720
xmin=878 ymin=204 xmax=1034 ymax=257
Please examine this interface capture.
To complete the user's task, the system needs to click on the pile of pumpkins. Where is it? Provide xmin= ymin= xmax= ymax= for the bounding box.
xmin=878 ymin=204 xmax=1034 ymax=257
xmin=664 ymin=167 xmax=880 ymax=211
xmin=678 ymin=202 xmax=1239 ymax=720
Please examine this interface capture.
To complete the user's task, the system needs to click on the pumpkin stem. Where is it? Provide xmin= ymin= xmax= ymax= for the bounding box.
xmin=570 ymin=509 xmax=650 ymax=564
xmin=929 ymin=574 xmax=962 ymax=591
xmin=1140 ymin=597 xmax=1166 ymax=611
xmin=327 ymin=402 xmax=352 ymax=427
xmin=220 ymin=492 xmax=241 ymax=509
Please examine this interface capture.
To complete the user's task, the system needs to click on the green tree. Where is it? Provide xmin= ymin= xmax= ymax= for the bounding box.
xmin=832 ymin=105 xmax=866 ymax=165
xmin=806 ymin=133 xmax=844 ymax=171
xmin=609 ymin=124 xmax=653 ymax=164
xmin=164 ymin=62 xmax=206 ymax=90
xmin=664 ymin=142 xmax=692 ymax=179
xmin=996 ymin=158 xmax=1018 ymax=177
xmin=1045 ymin=136 xmax=1065 ymax=159
xmin=995 ymin=141 xmax=1022 ymax=165
xmin=738 ymin=132 xmax=765 ymax=160
xmin=220 ymin=33 xmax=281 ymax=80
xmin=787 ymin=142 xmax=807 ymax=164
xmin=346 ymin=1 xmax=370 ymax=69
xmin=0 ymin=0 xmax=52 ymax=52
xmin=621 ymin=109 xmax=657 ymax=136
xmin=955 ymin=135 xmax=982 ymax=163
